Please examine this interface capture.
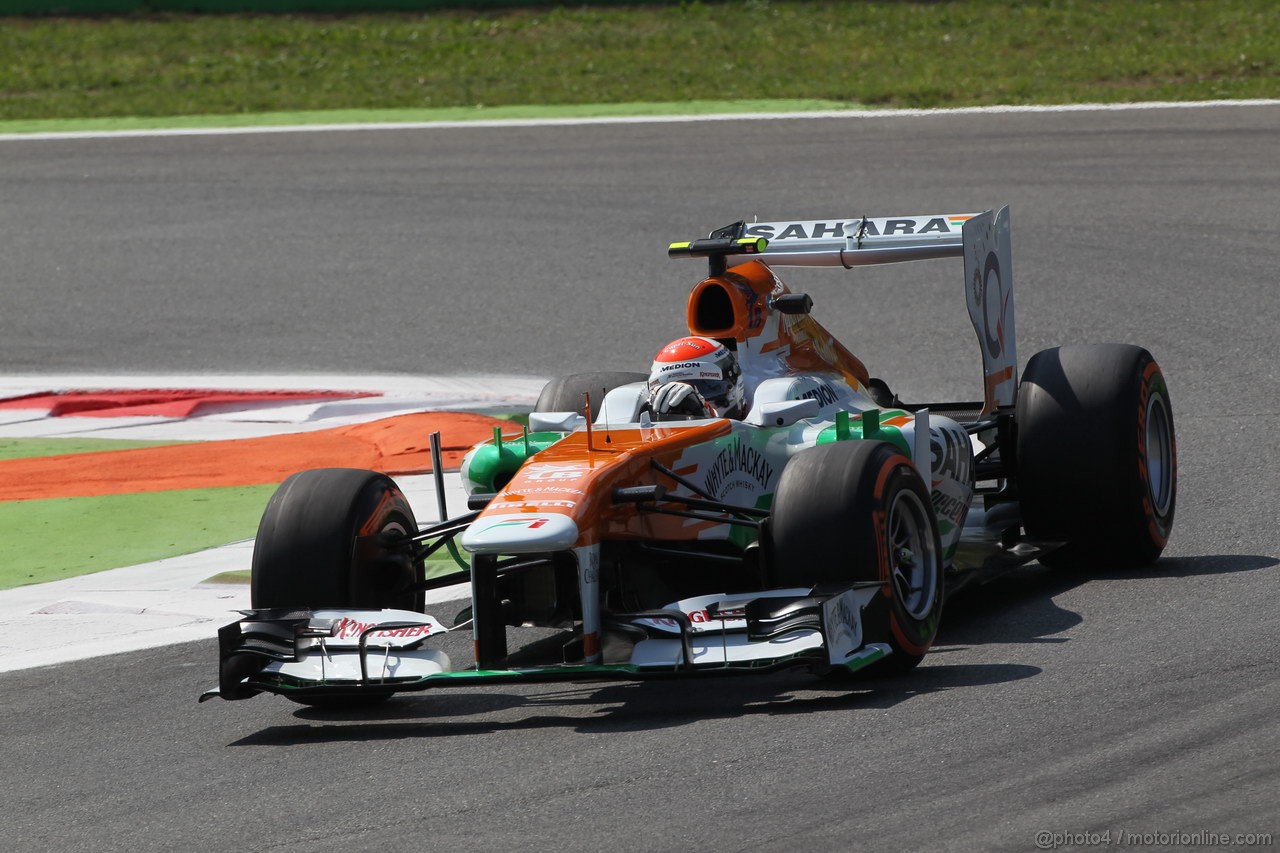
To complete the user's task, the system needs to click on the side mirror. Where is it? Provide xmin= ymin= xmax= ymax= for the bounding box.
xmin=528 ymin=411 xmax=586 ymax=433
xmin=745 ymin=398 xmax=820 ymax=428
xmin=612 ymin=485 xmax=669 ymax=504
xmin=771 ymin=293 xmax=813 ymax=315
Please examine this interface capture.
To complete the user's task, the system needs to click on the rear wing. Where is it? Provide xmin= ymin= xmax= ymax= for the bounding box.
xmin=739 ymin=213 xmax=974 ymax=268
xmin=669 ymin=206 xmax=1016 ymax=412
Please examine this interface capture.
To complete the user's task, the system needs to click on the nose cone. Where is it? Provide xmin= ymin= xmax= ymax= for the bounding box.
xmin=460 ymin=513 xmax=581 ymax=555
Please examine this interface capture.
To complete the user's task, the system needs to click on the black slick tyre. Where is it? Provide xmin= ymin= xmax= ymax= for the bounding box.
xmin=769 ymin=441 xmax=944 ymax=675
xmin=1016 ymin=344 xmax=1176 ymax=569
xmin=535 ymin=372 xmax=648 ymax=420
xmin=251 ymin=468 xmax=419 ymax=709
xmin=251 ymin=468 xmax=421 ymax=612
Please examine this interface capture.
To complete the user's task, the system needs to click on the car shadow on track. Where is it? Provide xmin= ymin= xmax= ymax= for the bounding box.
xmin=1090 ymin=553 xmax=1277 ymax=580
xmin=935 ymin=552 xmax=1277 ymax=647
xmin=231 ymin=611 xmax=1044 ymax=746
xmin=938 ymin=563 xmax=1083 ymax=646
xmin=228 ymin=661 xmax=1041 ymax=747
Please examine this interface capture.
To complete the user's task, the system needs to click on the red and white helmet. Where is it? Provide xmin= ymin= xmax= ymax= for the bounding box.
xmin=648 ymin=336 xmax=745 ymax=417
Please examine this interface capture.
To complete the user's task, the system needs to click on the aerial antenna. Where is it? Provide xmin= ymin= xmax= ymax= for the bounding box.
xmin=601 ymin=386 xmax=612 ymax=444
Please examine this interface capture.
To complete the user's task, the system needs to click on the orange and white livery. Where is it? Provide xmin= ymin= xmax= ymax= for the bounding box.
xmin=212 ymin=204 xmax=1175 ymax=714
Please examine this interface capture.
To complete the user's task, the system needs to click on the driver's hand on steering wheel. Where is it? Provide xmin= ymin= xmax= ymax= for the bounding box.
xmin=649 ymin=382 xmax=710 ymax=420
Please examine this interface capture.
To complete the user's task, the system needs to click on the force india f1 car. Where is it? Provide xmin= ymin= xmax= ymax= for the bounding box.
xmin=203 ymin=206 xmax=1177 ymax=707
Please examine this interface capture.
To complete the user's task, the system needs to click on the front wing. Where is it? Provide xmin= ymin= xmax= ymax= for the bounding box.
xmin=201 ymin=586 xmax=889 ymax=702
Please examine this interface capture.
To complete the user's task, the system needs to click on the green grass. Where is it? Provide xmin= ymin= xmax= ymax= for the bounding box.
xmin=0 ymin=437 xmax=183 ymax=460
xmin=0 ymin=484 xmax=277 ymax=589
xmin=1 ymin=1 xmax=1275 ymax=123
xmin=0 ymin=99 xmax=858 ymax=132
xmin=0 ymin=437 xmax=255 ymax=588
xmin=202 ymin=569 xmax=252 ymax=584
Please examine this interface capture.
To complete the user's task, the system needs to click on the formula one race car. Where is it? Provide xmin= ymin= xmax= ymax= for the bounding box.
xmin=204 ymin=206 xmax=1177 ymax=707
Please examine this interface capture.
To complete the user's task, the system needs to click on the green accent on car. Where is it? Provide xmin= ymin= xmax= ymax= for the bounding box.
xmin=814 ymin=409 xmax=911 ymax=456
xmin=261 ymin=647 xmax=854 ymax=694
xmin=424 ymin=664 xmax=638 ymax=680
xmin=835 ymin=410 xmax=851 ymax=441
xmin=264 ymin=664 xmax=643 ymax=693
xmin=464 ymin=429 xmax=565 ymax=493
xmin=727 ymin=493 xmax=772 ymax=552
xmin=439 ymin=539 xmax=470 ymax=572
xmin=863 ymin=408 xmax=881 ymax=437
xmin=838 ymin=644 xmax=888 ymax=673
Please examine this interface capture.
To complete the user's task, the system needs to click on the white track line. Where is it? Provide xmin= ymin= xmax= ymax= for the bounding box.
xmin=2 ymin=100 xmax=1276 ymax=142
xmin=0 ymin=372 xmax=546 ymax=395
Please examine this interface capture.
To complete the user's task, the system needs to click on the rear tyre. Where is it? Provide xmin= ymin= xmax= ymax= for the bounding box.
xmin=769 ymin=441 xmax=944 ymax=675
xmin=1016 ymin=344 xmax=1176 ymax=568
xmin=535 ymin=371 xmax=648 ymax=420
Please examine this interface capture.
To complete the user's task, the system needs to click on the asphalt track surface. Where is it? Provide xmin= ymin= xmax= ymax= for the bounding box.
xmin=2 ymin=105 xmax=1279 ymax=851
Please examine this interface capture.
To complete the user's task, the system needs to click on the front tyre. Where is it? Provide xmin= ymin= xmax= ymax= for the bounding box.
xmin=251 ymin=468 xmax=420 ymax=708
xmin=769 ymin=441 xmax=944 ymax=675
xmin=251 ymin=468 xmax=421 ymax=612
xmin=1016 ymin=344 xmax=1176 ymax=568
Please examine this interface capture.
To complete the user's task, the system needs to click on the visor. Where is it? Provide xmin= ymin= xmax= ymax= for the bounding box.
xmin=685 ymin=377 xmax=735 ymax=407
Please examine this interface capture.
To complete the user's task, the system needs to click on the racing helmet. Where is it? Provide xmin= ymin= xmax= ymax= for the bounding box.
xmin=648 ymin=336 xmax=745 ymax=417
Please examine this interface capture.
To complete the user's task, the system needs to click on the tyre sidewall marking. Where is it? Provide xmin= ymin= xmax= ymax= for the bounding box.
xmin=357 ymin=483 xmax=413 ymax=537
xmin=351 ymin=480 xmax=419 ymax=610
xmin=1135 ymin=359 xmax=1173 ymax=547
xmin=874 ymin=454 xmax=942 ymax=656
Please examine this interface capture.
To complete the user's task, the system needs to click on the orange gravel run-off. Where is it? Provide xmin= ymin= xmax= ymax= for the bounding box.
xmin=0 ymin=412 xmax=510 ymax=501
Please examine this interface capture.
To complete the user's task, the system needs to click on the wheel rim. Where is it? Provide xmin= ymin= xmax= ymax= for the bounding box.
xmin=1145 ymin=393 xmax=1174 ymax=517
xmin=886 ymin=489 xmax=940 ymax=619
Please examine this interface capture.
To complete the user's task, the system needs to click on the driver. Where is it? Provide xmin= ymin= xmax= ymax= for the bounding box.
xmin=644 ymin=336 xmax=746 ymax=421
